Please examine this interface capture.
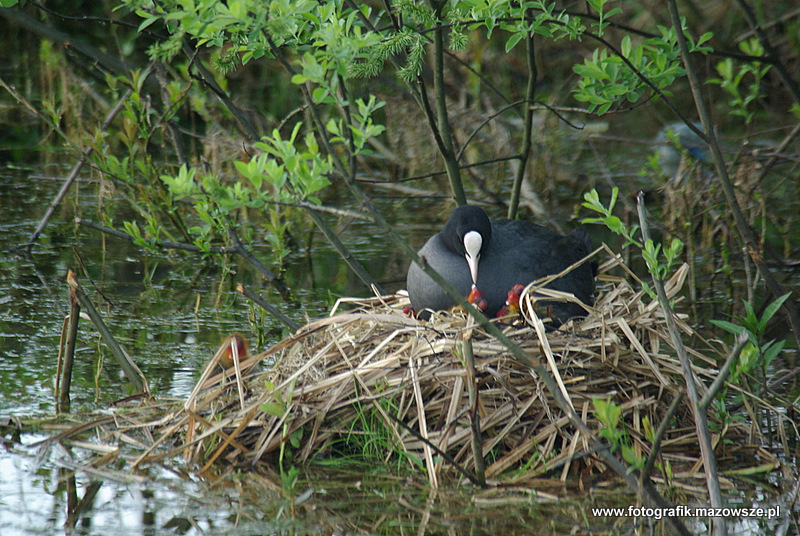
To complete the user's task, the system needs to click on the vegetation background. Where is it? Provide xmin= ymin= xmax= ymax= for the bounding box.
xmin=0 ymin=1 xmax=799 ymax=534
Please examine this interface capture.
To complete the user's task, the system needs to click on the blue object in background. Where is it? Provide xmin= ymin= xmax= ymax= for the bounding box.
xmin=655 ymin=122 xmax=712 ymax=177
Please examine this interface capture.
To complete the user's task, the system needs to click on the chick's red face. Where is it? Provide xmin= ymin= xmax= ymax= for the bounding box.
xmin=467 ymin=284 xmax=488 ymax=312
xmin=506 ymin=284 xmax=525 ymax=306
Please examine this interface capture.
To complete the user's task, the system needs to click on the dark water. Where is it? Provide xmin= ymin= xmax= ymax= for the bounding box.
xmin=1 ymin=172 xmax=257 ymax=415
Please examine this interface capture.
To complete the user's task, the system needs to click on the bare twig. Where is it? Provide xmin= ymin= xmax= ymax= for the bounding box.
xmin=227 ymin=226 xmax=290 ymax=298
xmin=183 ymin=42 xmax=260 ymax=142
xmin=76 ymin=217 xmax=295 ymax=298
xmin=642 ymin=391 xmax=684 ymax=480
xmin=699 ymin=332 xmax=750 ymax=411
xmin=0 ymin=7 xmax=134 ymax=77
xmin=428 ymin=3 xmax=465 ymax=205
xmin=507 ymin=26 xmax=537 ymax=219
xmin=19 ymin=88 xmax=132 ymax=251
xmin=732 ymin=0 xmax=800 ymax=106
xmin=409 ymin=353 xmax=437 ymax=487
xmin=756 ymin=121 xmax=800 ymax=184
xmin=636 ymin=191 xmax=724 ymax=535
xmin=463 ymin=335 xmax=485 ymax=486
xmin=76 ymin=217 xmax=236 ymax=254
xmin=236 ymin=284 xmax=301 ymax=332
xmin=58 ymin=283 xmax=81 ymax=413
xmin=383 ymin=408 xmax=483 ymax=486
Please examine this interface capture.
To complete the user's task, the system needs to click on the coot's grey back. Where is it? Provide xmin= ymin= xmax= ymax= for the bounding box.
xmin=406 ymin=215 xmax=595 ymax=321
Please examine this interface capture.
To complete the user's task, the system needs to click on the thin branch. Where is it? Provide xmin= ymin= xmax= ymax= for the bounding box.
xmin=0 ymin=7 xmax=134 ymax=77
xmin=428 ymin=2 xmax=465 ymax=205
xmin=455 ymin=100 xmax=524 ymax=163
xmin=756 ymin=121 xmax=800 ymax=185
xmin=236 ymin=284 xmax=301 ymax=332
xmin=15 ymin=87 xmax=133 ymax=251
xmin=58 ymin=284 xmax=81 ymax=413
xmin=66 ymin=269 xmax=149 ymax=395
xmin=184 ymin=42 xmax=260 ymax=142
xmin=76 ymin=217 xmax=236 ymax=254
xmin=463 ymin=335 xmax=485 ymax=485
xmin=641 ymin=391 xmax=684 ymax=480
xmin=355 ymin=154 xmax=520 ymax=184
xmin=636 ymin=190 xmax=724 ymax=534
xmin=699 ymin=332 xmax=750 ymax=411
xmin=227 ymin=226 xmax=291 ymax=297
xmin=732 ymin=0 xmax=800 ymax=106
xmin=383 ymin=408 xmax=483 ymax=486
xmin=75 ymin=217 xmax=294 ymax=298
xmin=508 ymin=28 xmax=537 ymax=219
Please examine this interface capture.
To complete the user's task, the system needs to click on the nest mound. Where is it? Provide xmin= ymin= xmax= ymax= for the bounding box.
xmin=159 ymin=251 xmax=750 ymax=488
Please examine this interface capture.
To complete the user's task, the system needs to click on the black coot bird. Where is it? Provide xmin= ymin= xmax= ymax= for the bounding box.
xmin=406 ymin=205 xmax=596 ymax=323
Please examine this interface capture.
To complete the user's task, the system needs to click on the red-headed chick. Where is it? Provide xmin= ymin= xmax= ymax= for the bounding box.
xmin=496 ymin=284 xmax=525 ymax=318
xmin=220 ymin=333 xmax=249 ymax=369
xmin=467 ymin=284 xmax=489 ymax=312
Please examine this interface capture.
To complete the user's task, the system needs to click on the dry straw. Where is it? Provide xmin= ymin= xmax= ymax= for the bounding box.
xmin=124 ymin=247 xmax=760 ymax=490
xmin=45 ymin=248 xmax=774 ymax=494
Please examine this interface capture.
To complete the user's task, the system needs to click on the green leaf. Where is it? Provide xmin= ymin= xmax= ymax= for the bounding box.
xmin=709 ymin=319 xmax=747 ymax=336
xmin=697 ymin=32 xmax=714 ymax=47
xmin=642 ymin=415 xmax=654 ymax=443
xmin=761 ymin=293 xmax=790 ymax=327
xmin=621 ymin=443 xmax=642 ymax=470
xmin=737 ymin=343 xmax=759 ymax=374
xmin=289 ymin=428 xmax=303 ymax=449
xmin=505 ymin=32 xmax=524 ymax=53
xmin=581 ymin=188 xmax=604 ymax=213
xmin=260 ymin=401 xmax=285 ymax=417
xmin=620 ymin=35 xmax=631 ymax=57
xmin=760 ymin=339 xmax=785 ymax=367
xmin=592 ymin=397 xmax=621 ymax=429
xmin=604 ymin=215 xmax=626 ymax=235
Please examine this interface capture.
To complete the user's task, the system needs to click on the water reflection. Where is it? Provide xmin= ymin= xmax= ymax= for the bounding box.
xmin=1 ymin=434 xmax=792 ymax=536
xmin=1 ymin=435 xmax=242 ymax=536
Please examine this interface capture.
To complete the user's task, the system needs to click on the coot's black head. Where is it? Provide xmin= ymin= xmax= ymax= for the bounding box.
xmin=442 ymin=205 xmax=492 ymax=284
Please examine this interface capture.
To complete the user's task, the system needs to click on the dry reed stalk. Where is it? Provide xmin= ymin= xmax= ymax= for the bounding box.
xmin=41 ymin=250 xmax=779 ymax=494
xmin=159 ymin=251 xmax=719 ymax=485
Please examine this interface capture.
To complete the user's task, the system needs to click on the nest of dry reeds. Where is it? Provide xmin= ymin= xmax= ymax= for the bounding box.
xmin=91 ymin=246 xmax=772 ymax=498
xmin=123 ymin=247 xmax=758 ymax=490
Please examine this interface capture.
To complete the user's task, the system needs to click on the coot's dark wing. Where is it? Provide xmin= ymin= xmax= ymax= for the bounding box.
xmin=552 ymin=228 xmax=596 ymax=305
xmin=492 ymin=219 xmax=596 ymax=322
